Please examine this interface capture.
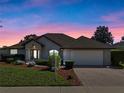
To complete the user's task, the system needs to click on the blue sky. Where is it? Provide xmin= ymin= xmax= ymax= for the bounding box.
xmin=0 ymin=0 xmax=124 ymax=46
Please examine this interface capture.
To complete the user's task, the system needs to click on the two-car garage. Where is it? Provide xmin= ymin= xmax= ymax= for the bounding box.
xmin=63 ymin=49 xmax=110 ymax=66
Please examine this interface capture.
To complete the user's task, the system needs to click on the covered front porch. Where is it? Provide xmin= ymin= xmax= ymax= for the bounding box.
xmin=26 ymin=49 xmax=41 ymax=60
xmin=25 ymin=40 xmax=43 ymax=61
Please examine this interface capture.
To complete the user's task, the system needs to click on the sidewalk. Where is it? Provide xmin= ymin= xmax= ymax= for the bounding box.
xmin=0 ymin=87 xmax=86 ymax=93
xmin=0 ymin=86 xmax=124 ymax=93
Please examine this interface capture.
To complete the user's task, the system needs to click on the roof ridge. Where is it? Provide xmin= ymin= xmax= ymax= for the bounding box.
xmin=77 ymin=35 xmax=90 ymax=39
xmin=44 ymin=33 xmax=64 ymax=35
xmin=44 ymin=33 xmax=76 ymax=39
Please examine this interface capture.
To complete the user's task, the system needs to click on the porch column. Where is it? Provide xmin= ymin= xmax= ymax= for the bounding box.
xmin=25 ymin=49 xmax=30 ymax=60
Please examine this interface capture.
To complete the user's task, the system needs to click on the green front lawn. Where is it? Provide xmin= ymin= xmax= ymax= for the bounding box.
xmin=0 ymin=64 xmax=69 ymax=86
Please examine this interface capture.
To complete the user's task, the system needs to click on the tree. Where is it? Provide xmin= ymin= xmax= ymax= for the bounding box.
xmin=91 ymin=26 xmax=113 ymax=45
xmin=19 ymin=34 xmax=38 ymax=44
xmin=24 ymin=34 xmax=37 ymax=41
xmin=121 ymin=36 xmax=124 ymax=41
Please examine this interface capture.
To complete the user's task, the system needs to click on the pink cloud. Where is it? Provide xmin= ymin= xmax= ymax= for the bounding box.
xmin=0 ymin=24 xmax=93 ymax=47
xmin=27 ymin=24 xmax=94 ymax=38
xmin=65 ymin=31 xmax=93 ymax=39
xmin=0 ymin=31 xmax=24 ymax=47
xmin=111 ymin=27 xmax=124 ymax=42
xmin=101 ymin=11 xmax=124 ymax=42
xmin=0 ymin=24 xmax=124 ymax=47
xmin=102 ymin=11 xmax=124 ymax=23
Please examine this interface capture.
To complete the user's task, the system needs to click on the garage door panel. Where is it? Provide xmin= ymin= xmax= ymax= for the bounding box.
xmin=71 ymin=50 xmax=103 ymax=65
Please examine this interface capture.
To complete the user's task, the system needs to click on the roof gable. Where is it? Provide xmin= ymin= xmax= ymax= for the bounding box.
xmin=21 ymin=39 xmax=44 ymax=47
xmin=42 ymin=33 xmax=76 ymax=47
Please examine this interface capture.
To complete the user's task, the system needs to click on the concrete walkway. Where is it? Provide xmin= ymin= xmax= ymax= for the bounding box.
xmin=0 ymin=87 xmax=86 ymax=93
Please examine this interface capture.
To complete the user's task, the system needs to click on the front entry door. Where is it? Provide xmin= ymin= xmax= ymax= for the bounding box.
xmin=30 ymin=49 xmax=40 ymax=60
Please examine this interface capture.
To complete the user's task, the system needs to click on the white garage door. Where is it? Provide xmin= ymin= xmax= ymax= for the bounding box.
xmin=63 ymin=49 xmax=103 ymax=65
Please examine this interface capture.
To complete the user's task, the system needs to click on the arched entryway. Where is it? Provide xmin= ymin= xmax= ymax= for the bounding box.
xmin=49 ymin=50 xmax=59 ymax=56
xmin=30 ymin=47 xmax=40 ymax=59
xmin=25 ymin=41 xmax=42 ymax=60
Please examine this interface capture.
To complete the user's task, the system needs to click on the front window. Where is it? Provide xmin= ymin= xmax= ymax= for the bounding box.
xmin=10 ymin=49 xmax=18 ymax=55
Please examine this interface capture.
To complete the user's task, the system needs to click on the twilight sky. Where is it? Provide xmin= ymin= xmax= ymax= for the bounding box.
xmin=0 ymin=0 xmax=124 ymax=47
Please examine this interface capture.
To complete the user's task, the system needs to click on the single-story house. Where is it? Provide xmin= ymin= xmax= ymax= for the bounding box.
xmin=0 ymin=33 xmax=112 ymax=66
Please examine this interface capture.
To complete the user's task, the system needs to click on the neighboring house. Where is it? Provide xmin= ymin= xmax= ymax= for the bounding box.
xmin=113 ymin=41 xmax=124 ymax=51
xmin=0 ymin=33 xmax=112 ymax=66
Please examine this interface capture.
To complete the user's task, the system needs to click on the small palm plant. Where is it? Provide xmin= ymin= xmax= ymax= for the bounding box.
xmin=49 ymin=50 xmax=61 ymax=80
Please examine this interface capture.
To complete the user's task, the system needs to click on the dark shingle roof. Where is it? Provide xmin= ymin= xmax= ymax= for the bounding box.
xmin=70 ymin=36 xmax=113 ymax=49
xmin=43 ymin=33 xmax=76 ymax=47
xmin=2 ymin=38 xmax=43 ymax=49
xmin=3 ymin=33 xmax=113 ymax=49
xmin=43 ymin=33 xmax=113 ymax=49
xmin=10 ymin=44 xmax=24 ymax=48
xmin=0 ymin=43 xmax=24 ymax=49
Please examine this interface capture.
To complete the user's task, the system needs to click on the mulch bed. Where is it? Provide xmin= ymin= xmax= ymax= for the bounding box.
xmin=32 ymin=65 xmax=49 ymax=71
xmin=58 ymin=68 xmax=82 ymax=86
xmin=0 ymin=62 xmax=49 ymax=70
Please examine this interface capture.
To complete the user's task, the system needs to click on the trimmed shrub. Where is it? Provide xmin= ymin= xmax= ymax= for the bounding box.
xmin=1 ymin=54 xmax=25 ymax=62
xmin=118 ymin=62 xmax=124 ymax=69
xmin=6 ymin=58 xmax=14 ymax=64
xmin=65 ymin=60 xmax=74 ymax=69
xmin=35 ymin=59 xmax=50 ymax=66
xmin=1 ymin=55 xmax=8 ymax=61
xmin=12 ymin=60 xmax=25 ymax=65
xmin=111 ymin=51 xmax=124 ymax=66
xmin=13 ymin=54 xmax=25 ymax=60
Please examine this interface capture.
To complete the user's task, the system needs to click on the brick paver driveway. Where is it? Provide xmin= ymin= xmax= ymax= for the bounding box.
xmin=74 ymin=68 xmax=124 ymax=87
